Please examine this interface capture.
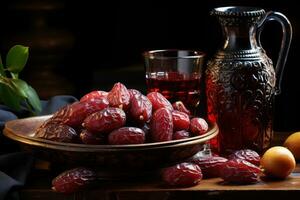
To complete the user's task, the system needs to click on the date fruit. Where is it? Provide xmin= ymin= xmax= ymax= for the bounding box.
xmin=52 ymin=100 xmax=109 ymax=128
xmin=189 ymin=156 xmax=228 ymax=178
xmin=82 ymin=107 xmax=126 ymax=133
xmin=161 ymin=162 xmax=202 ymax=187
xmin=147 ymin=92 xmax=173 ymax=111
xmin=220 ymin=159 xmax=261 ymax=184
xmin=150 ymin=108 xmax=173 ymax=142
xmin=260 ymin=146 xmax=296 ymax=179
xmin=173 ymin=130 xmax=190 ymax=140
xmin=80 ymin=129 xmax=106 ymax=145
xmin=107 ymin=82 xmax=130 ymax=110
xmin=190 ymin=118 xmax=208 ymax=136
xmin=80 ymin=90 xmax=108 ymax=102
xmin=128 ymin=89 xmax=142 ymax=99
xmin=172 ymin=110 xmax=190 ymax=131
xmin=228 ymin=149 xmax=260 ymax=166
xmin=36 ymin=123 xmax=77 ymax=143
xmin=172 ymin=101 xmax=191 ymax=115
xmin=129 ymin=94 xmax=152 ymax=124
xmin=52 ymin=167 xmax=96 ymax=194
xmin=108 ymin=127 xmax=145 ymax=145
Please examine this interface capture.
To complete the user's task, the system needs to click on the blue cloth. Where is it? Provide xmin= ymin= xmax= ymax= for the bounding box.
xmin=0 ymin=95 xmax=78 ymax=200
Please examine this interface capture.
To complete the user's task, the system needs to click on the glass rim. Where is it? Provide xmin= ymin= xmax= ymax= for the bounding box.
xmin=143 ymin=49 xmax=206 ymax=59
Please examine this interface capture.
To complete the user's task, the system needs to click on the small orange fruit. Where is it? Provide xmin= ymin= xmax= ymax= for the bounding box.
xmin=284 ymin=131 xmax=300 ymax=160
xmin=260 ymin=146 xmax=296 ymax=179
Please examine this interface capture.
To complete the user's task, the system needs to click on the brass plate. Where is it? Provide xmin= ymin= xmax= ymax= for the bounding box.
xmin=3 ymin=115 xmax=218 ymax=172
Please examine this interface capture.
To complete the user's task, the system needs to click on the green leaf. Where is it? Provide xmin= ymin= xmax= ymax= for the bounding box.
xmin=0 ymin=76 xmax=8 ymax=85
xmin=10 ymin=73 xmax=19 ymax=79
xmin=0 ymin=54 xmax=5 ymax=76
xmin=25 ymin=85 xmax=42 ymax=114
xmin=6 ymin=45 xmax=29 ymax=73
xmin=10 ymin=79 xmax=29 ymax=98
xmin=9 ymin=78 xmax=41 ymax=114
xmin=0 ymin=83 xmax=22 ymax=111
xmin=0 ymin=76 xmax=16 ymax=90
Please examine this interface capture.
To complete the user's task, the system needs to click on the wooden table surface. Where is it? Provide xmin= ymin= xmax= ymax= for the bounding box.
xmin=20 ymin=132 xmax=300 ymax=200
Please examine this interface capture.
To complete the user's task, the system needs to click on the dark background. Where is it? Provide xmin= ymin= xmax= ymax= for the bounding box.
xmin=0 ymin=0 xmax=299 ymax=131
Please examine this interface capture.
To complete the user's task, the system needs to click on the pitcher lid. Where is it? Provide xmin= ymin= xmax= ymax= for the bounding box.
xmin=211 ymin=6 xmax=265 ymax=17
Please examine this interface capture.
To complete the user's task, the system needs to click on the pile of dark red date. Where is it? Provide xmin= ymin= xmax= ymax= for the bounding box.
xmin=36 ymin=82 xmax=208 ymax=144
xmin=35 ymin=82 xmax=261 ymax=194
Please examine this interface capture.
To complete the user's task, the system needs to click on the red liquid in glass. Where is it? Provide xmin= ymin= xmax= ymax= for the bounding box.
xmin=146 ymin=72 xmax=201 ymax=111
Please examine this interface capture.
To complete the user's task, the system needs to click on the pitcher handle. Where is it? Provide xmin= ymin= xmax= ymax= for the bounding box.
xmin=256 ymin=11 xmax=292 ymax=95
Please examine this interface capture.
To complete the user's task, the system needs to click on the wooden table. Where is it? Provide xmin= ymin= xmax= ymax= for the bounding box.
xmin=19 ymin=132 xmax=300 ymax=200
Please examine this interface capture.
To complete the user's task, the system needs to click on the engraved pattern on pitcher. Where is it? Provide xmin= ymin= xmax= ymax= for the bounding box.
xmin=206 ymin=57 xmax=275 ymax=151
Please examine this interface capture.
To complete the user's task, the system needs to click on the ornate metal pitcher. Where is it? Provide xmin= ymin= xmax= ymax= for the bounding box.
xmin=206 ymin=6 xmax=292 ymax=154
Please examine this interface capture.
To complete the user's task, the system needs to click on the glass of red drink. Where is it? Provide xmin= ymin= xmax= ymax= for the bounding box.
xmin=143 ymin=49 xmax=205 ymax=113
